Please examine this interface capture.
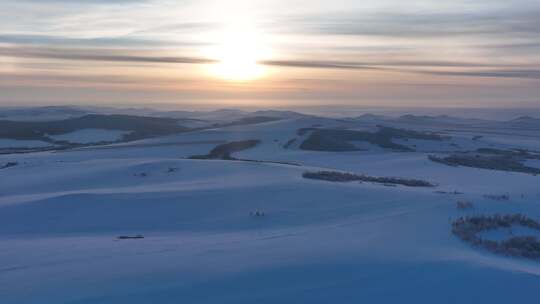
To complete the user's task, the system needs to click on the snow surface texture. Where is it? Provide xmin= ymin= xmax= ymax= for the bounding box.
xmin=1 ymin=114 xmax=540 ymax=303
xmin=479 ymin=226 xmax=540 ymax=241
xmin=49 ymin=129 xmax=131 ymax=144
xmin=0 ymin=139 xmax=52 ymax=148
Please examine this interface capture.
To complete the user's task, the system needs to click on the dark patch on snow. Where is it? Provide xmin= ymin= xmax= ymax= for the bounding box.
xmin=303 ymin=170 xmax=435 ymax=187
xmin=299 ymin=126 xmax=446 ymax=152
xmin=429 ymin=150 xmax=540 ymax=175
xmin=117 ymin=235 xmax=144 ymax=240
xmin=0 ymin=162 xmax=18 ymax=170
xmin=189 ymin=140 xmax=260 ymax=160
xmin=452 ymin=214 xmax=540 ymax=259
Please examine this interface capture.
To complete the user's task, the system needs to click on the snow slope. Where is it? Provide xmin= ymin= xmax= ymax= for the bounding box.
xmin=0 ymin=139 xmax=52 ymax=148
xmin=1 ymin=115 xmax=539 ymax=303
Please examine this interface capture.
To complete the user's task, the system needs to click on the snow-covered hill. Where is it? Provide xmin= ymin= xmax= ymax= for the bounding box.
xmin=1 ymin=110 xmax=539 ymax=303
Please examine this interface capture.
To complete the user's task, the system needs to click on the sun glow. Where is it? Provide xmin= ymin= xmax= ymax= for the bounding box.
xmin=205 ymin=26 xmax=271 ymax=82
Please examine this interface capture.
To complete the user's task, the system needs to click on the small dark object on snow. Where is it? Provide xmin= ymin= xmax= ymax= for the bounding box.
xmin=484 ymin=194 xmax=510 ymax=201
xmin=250 ymin=211 xmax=266 ymax=217
xmin=0 ymin=162 xmax=18 ymax=169
xmin=117 ymin=235 xmax=144 ymax=240
xmin=435 ymin=190 xmax=463 ymax=195
xmin=456 ymin=201 xmax=474 ymax=210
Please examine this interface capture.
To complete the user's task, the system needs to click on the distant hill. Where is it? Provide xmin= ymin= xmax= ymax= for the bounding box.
xmin=250 ymin=110 xmax=310 ymax=119
xmin=0 ymin=106 xmax=94 ymax=121
xmin=0 ymin=114 xmax=190 ymax=141
xmin=504 ymin=116 xmax=540 ymax=129
xmin=150 ymin=109 xmax=310 ymax=121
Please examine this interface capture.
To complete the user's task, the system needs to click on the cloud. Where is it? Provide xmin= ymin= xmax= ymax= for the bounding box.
xmin=420 ymin=69 xmax=540 ymax=79
xmin=3 ymin=46 xmax=539 ymax=80
xmin=293 ymin=10 xmax=540 ymax=39
xmin=263 ymin=59 xmax=522 ymax=69
xmin=0 ymin=47 xmax=215 ymax=64
xmin=0 ymin=34 xmax=176 ymax=47
xmin=5 ymin=0 xmax=148 ymax=3
xmin=264 ymin=59 xmax=540 ymax=80
xmin=263 ymin=57 xmax=540 ymax=79
xmin=261 ymin=60 xmax=379 ymax=71
xmin=2 ymin=46 xmax=513 ymax=69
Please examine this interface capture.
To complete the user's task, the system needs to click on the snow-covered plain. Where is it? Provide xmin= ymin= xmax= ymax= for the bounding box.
xmin=0 ymin=139 xmax=52 ymax=148
xmin=1 ymin=114 xmax=540 ymax=303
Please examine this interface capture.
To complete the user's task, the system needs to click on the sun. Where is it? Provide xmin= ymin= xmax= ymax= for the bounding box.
xmin=205 ymin=26 xmax=270 ymax=82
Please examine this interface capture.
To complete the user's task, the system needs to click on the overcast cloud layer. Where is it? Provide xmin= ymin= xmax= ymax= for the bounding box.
xmin=1 ymin=0 xmax=539 ymax=107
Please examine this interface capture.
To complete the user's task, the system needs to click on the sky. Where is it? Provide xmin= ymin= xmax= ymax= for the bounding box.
xmin=1 ymin=0 xmax=539 ymax=108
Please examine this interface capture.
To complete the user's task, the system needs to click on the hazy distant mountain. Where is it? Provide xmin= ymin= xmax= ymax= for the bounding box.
xmin=357 ymin=113 xmax=386 ymax=119
xmin=0 ymin=106 xmax=95 ymax=121
xmin=396 ymin=114 xmax=489 ymax=125
xmin=251 ymin=110 xmax=311 ymax=119
xmin=503 ymin=116 xmax=540 ymax=129
xmin=150 ymin=109 xmax=310 ymax=121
